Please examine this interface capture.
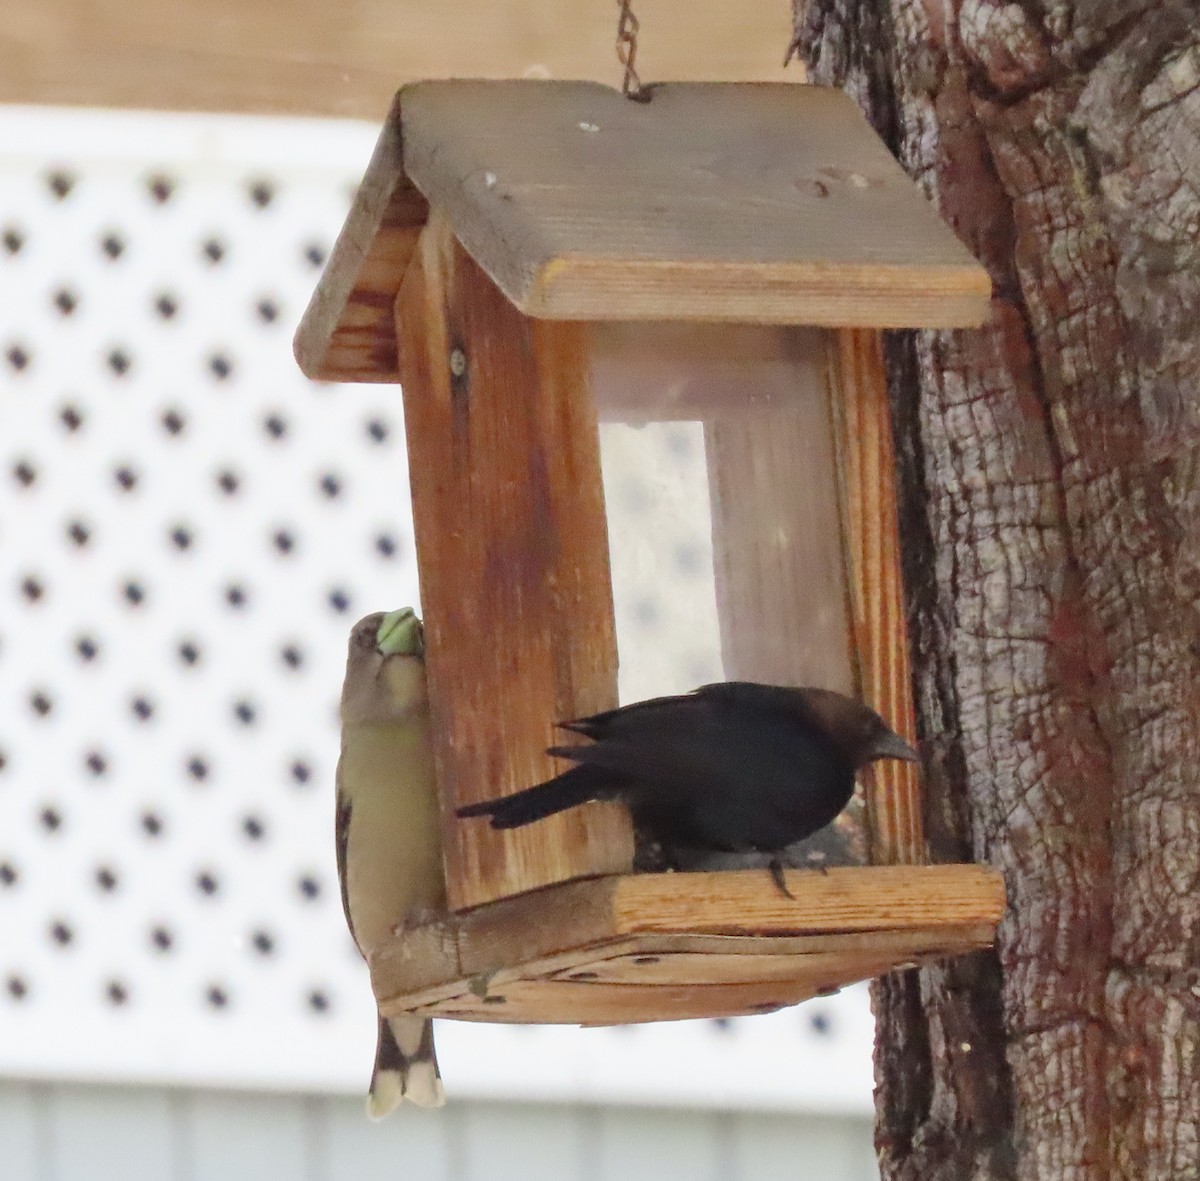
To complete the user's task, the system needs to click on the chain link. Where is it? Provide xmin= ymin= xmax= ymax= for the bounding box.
xmin=615 ymin=0 xmax=651 ymax=102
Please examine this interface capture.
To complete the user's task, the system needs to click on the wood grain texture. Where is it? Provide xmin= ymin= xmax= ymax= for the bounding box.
xmin=547 ymin=948 xmax=928 ymax=986
xmin=415 ymin=979 xmax=827 ymax=1025
xmin=294 ymin=93 xmax=428 ymax=384
xmin=370 ymin=865 xmax=1005 ymax=1024
xmin=395 ymin=213 xmax=634 ymax=911
xmin=295 ymin=80 xmax=992 ymax=383
xmin=400 ymin=81 xmax=991 ymax=326
xmin=828 ymin=328 xmax=922 ymax=866
xmin=1 ymin=1 xmax=794 ymax=118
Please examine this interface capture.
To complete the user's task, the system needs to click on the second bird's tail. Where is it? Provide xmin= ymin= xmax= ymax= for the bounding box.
xmin=456 ymin=763 xmax=616 ymax=829
xmin=368 ymin=1015 xmax=443 ymax=1117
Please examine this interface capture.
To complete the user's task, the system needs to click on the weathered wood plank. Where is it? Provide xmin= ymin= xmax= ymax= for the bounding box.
xmin=294 ymin=93 xmax=428 ymax=384
xmin=828 ymin=328 xmax=923 ymax=865
xmin=2 ymin=1 xmax=795 ymax=119
xmin=395 ymin=213 xmax=634 ymax=911
xmin=602 ymin=867 xmax=1003 ymax=936
xmin=296 ymin=81 xmax=992 ymax=384
xmin=544 ymin=948 xmax=923 ymax=986
xmin=371 ymin=865 xmax=1005 ymax=1023
xmin=419 ymin=978 xmax=824 ymax=1024
xmin=399 ymin=81 xmax=991 ymax=326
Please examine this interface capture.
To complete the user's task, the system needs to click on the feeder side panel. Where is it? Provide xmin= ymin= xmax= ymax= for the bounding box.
xmin=828 ymin=329 xmax=923 ymax=866
xmin=395 ymin=212 xmax=634 ymax=911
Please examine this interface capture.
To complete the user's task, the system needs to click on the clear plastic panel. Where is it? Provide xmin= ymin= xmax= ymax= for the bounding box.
xmin=598 ymin=416 xmax=723 ymax=705
xmin=591 ymin=323 xmax=867 ymax=869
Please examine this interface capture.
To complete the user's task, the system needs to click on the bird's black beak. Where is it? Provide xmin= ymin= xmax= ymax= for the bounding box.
xmin=870 ymin=730 xmax=920 ymax=763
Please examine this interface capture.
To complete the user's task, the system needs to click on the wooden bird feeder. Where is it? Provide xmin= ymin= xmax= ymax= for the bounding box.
xmin=296 ymin=80 xmax=1005 ymax=1025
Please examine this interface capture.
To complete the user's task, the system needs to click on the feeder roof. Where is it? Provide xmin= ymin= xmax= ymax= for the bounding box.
xmin=296 ymin=81 xmax=991 ymax=383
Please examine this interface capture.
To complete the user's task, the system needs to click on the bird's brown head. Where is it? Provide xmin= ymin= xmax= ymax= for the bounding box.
xmin=789 ymin=687 xmax=919 ymax=769
xmin=340 ymin=608 xmax=428 ymax=725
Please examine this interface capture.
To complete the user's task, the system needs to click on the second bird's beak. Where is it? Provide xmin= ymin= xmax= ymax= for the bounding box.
xmin=376 ymin=608 xmax=425 ymax=657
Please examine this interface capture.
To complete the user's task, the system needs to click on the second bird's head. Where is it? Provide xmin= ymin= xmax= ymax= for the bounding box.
xmin=340 ymin=608 xmax=428 ymax=725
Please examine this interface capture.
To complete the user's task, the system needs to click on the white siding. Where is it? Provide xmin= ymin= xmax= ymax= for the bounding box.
xmin=0 ymin=1082 xmax=879 ymax=1181
xmin=43 ymin=1086 xmax=181 ymax=1181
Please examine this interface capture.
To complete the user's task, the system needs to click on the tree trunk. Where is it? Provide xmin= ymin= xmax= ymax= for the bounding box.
xmin=796 ymin=2 xmax=1200 ymax=1178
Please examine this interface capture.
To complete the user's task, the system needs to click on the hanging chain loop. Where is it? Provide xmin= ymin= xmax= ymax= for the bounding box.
xmin=615 ymin=0 xmax=652 ymax=103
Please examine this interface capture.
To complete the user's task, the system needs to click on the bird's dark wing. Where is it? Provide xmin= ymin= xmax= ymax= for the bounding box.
xmin=559 ymin=690 xmax=701 ymax=739
xmin=551 ymin=695 xmax=815 ymax=801
xmin=550 ymin=691 xmax=857 ymax=849
xmin=334 ymin=791 xmax=355 ymax=942
xmin=459 ymin=696 xmax=744 ymax=833
xmin=561 ymin=683 xmax=816 ymax=744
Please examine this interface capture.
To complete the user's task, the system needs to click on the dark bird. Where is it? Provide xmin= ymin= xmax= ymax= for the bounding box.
xmin=456 ymin=682 xmax=919 ymax=890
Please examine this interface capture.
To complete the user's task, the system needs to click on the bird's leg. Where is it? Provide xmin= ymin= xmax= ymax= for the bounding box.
xmin=768 ymin=858 xmax=797 ymax=900
xmin=632 ymin=829 xmax=672 ymax=873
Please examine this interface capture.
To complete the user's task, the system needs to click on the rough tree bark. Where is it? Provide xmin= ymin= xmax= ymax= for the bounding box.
xmin=795 ymin=2 xmax=1200 ymax=1179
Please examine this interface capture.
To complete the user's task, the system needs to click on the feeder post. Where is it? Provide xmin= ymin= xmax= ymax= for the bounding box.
xmin=395 ymin=212 xmax=635 ymax=912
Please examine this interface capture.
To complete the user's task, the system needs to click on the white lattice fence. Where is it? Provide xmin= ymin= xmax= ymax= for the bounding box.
xmin=0 ymin=106 xmax=873 ymax=1112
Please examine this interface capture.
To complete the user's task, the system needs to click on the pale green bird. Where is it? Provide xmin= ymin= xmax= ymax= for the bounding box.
xmin=337 ymin=607 xmax=446 ymax=1114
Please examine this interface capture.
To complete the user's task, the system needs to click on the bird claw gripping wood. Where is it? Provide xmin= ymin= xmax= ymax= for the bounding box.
xmin=769 ymin=858 xmax=798 ymax=900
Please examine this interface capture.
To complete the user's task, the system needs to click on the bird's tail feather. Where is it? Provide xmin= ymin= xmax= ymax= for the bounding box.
xmin=368 ymin=1015 xmax=443 ymax=1118
xmin=456 ymin=763 xmax=615 ymax=829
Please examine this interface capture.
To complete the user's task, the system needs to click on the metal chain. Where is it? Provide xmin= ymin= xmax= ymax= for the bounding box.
xmin=615 ymin=0 xmax=651 ymax=102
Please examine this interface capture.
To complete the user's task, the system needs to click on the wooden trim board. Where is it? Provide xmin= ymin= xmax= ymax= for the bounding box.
xmin=3 ymin=1 xmax=796 ymax=119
